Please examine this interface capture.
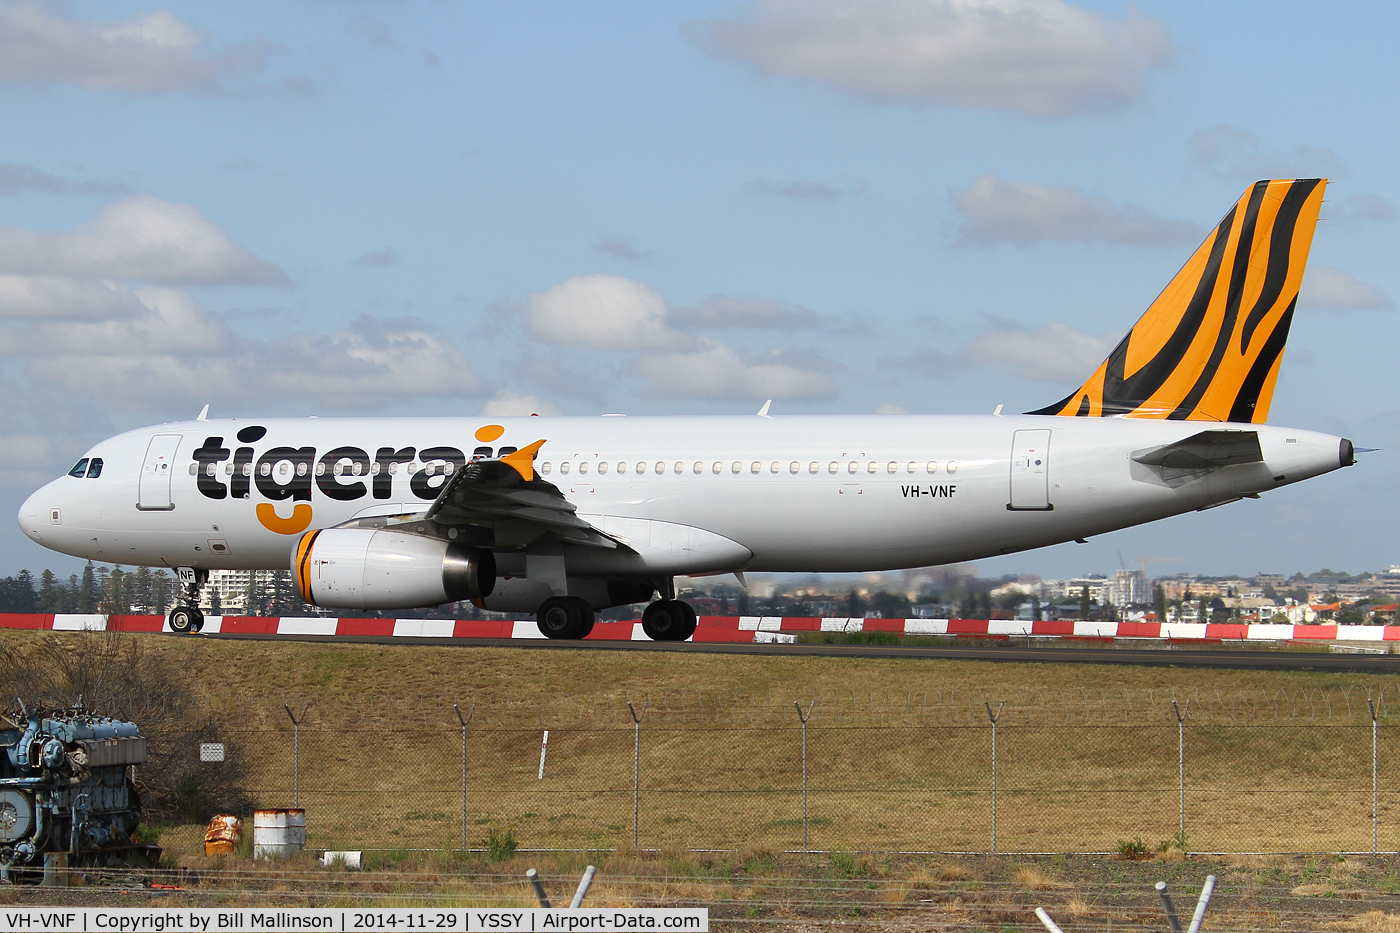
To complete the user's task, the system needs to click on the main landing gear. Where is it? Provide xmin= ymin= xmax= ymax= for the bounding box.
xmin=641 ymin=599 xmax=697 ymax=642
xmin=532 ymin=596 xmax=698 ymax=642
xmin=535 ymin=596 xmax=596 ymax=640
xmin=168 ymin=567 xmax=207 ymax=635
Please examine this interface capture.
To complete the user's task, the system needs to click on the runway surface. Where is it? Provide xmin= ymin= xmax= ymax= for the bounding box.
xmin=202 ymin=630 xmax=1400 ymax=673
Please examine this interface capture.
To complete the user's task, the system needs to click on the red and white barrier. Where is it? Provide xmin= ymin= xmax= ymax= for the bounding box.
xmin=0 ymin=613 xmax=1395 ymax=645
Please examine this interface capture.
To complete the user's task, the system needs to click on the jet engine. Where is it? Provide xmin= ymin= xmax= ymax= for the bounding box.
xmin=293 ymin=528 xmax=495 ymax=610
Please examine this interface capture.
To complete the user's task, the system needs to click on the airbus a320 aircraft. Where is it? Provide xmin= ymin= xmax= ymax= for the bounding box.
xmin=18 ymin=179 xmax=1354 ymax=640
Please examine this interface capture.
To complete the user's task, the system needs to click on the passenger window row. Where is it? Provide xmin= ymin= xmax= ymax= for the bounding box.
xmin=66 ymin=458 xmax=103 ymax=479
xmin=538 ymin=459 xmax=956 ymax=477
xmin=186 ymin=460 xmax=456 ymax=477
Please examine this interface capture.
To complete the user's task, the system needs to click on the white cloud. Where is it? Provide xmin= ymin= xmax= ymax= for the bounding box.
xmin=669 ymin=294 xmax=824 ymax=330
xmin=0 ymin=275 xmax=144 ymax=319
xmin=952 ymin=174 xmax=1201 ymax=248
xmin=1188 ymin=125 xmax=1344 ymax=182
xmin=874 ymin=403 xmax=909 ymax=414
xmin=635 ymin=343 xmax=834 ymax=401
xmin=0 ymin=195 xmax=286 ymax=285
xmin=0 ymin=289 xmax=483 ymax=409
xmin=0 ymin=2 xmax=268 ymax=93
xmin=964 ymin=321 xmax=1117 ymax=382
xmin=479 ymin=393 xmax=561 ymax=417
xmin=525 ymin=274 xmax=695 ymax=351
xmin=690 ymin=0 xmax=1173 ymax=117
xmin=1299 ymin=266 xmax=1394 ymax=312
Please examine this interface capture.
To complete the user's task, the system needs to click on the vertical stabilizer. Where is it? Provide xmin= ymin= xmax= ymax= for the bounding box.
xmin=1031 ymin=178 xmax=1326 ymax=423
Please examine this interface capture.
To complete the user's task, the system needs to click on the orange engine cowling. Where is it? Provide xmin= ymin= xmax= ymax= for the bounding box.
xmin=291 ymin=528 xmax=495 ymax=610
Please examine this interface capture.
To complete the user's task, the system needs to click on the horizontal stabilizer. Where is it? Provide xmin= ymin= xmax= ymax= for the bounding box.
xmin=1132 ymin=430 xmax=1262 ymax=470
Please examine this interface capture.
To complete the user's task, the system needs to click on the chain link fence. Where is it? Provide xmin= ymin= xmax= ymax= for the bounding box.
xmin=175 ymin=685 xmax=1400 ymax=855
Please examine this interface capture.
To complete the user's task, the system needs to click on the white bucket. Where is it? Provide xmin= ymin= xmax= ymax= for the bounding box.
xmin=252 ymin=808 xmax=306 ymax=859
xmin=321 ymin=850 xmax=362 ymax=870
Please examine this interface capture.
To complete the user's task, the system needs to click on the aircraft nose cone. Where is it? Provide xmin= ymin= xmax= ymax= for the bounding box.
xmin=17 ymin=488 xmax=44 ymax=543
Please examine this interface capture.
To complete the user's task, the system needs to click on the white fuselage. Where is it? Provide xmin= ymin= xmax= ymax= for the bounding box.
xmin=17 ymin=414 xmax=1348 ymax=577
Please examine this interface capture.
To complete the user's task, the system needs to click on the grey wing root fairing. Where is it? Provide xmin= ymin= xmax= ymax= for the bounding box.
xmin=423 ymin=456 xmax=618 ymax=550
xmin=332 ymin=443 xmax=618 ymax=552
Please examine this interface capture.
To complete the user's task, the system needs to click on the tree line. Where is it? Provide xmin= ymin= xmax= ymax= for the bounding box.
xmin=0 ymin=565 xmax=310 ymax=616
xmin=0 ymin=564 xmax=483 ymax=619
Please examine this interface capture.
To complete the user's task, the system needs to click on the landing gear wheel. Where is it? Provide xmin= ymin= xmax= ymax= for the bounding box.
xmin=575 ymin=600 xmax=596 ymax=640
xmin=642 ymin=599 xmax=697 ymax=642
xmin=168 ymin=606 xmax=202 ymax=635
xmin=536 ymin=596 xmax=595 ymax=639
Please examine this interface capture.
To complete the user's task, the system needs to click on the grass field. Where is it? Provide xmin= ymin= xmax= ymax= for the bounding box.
xmin=2 ymin=629 xmax=1397 ymax=856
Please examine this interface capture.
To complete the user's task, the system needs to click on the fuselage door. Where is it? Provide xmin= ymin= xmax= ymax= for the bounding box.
xmin=1008 ymin=429 xmax=1053 ymax=511
xmin=137 ymin=434 xmax=182 ymax=511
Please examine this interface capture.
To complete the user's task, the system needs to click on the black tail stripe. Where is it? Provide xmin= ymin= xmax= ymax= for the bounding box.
xmin=1170 ymin=182 xmax=1271 ymax=419
xmin=1239 ymin=179 xmax=1320 ymax=354
xmin=1228 ymin=299 xmax=1296 ymax=422
xmin=1101 ymin=201 xmax=1239 ymax=412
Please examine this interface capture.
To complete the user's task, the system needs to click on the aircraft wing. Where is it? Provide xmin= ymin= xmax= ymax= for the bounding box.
xmin=421 ymin=440 xmax=618 ymax=550
xmin=1131 ymin=430 xmax=1263 ymax=470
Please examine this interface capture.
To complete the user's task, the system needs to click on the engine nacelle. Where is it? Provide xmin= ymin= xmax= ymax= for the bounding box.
xmin=293 ymin=528 xmax=495 ymax=610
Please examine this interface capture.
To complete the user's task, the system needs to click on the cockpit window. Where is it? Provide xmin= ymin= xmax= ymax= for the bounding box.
xmin=68 ymin=459 xmax=89 ymax=478
xmin=86 ymin=458 xmax=103 ymax=479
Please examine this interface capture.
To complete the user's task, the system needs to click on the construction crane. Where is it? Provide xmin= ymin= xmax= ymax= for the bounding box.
xmin=1135 ymin=557 xmax=1188 ymax=580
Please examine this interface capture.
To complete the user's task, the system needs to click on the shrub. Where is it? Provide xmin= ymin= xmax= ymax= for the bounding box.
xmin=1116 ymin=837 xmax=1150 ymax=860
xmin=1158 ymin=830 xmax=1189 ymax=855
xmin=484 ymin=823 xmax=518 ymax=862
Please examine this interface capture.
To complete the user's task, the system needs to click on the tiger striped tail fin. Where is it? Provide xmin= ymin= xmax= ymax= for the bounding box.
xmin=1031 ymin=178 xmax=1327 ymax=423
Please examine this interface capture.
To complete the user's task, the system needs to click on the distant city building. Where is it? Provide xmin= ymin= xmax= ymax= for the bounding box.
xmin=1041 ymin=577 xmax=1107 ymax=603
xmin=201 ymin=568 xmax=254 ymax=612
xmin=1108 ymin=569 xmax=1146 ymax=607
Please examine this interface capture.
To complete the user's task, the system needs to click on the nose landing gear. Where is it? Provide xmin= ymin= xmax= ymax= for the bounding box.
xmin=168 ymin=567 xmax=207 ymax=634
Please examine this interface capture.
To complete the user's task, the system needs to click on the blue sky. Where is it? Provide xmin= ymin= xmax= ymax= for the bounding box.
xmin=0 ymin=0 xmax=1394 ymax=582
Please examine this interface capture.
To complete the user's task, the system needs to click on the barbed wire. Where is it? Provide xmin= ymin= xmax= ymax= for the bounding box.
xmin=209 ymin=683 xmax=1400 ymax=729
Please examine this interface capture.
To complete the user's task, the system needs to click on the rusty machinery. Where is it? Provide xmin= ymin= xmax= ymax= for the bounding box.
xmin=0 ymin=703 xmax=159 ymax=880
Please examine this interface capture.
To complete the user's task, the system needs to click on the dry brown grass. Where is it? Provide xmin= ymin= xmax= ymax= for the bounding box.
xmin=906 ymin=866 xmax=938 ymax=889
xmin=5 ymin=628 xmax=1395 ymax=856
xmin=938 ymin=862 xmax=975 ymax=881
xmin=1328 ymin=911 xmax=1400 ymax=932
xmin=1226 ymin=853 xmax=1272 ymax=869
xmin=0 ymin=627 xmax=1383 ymax=707
xmin=878 ymin=880 xmax=914 ymax=906
xmin=1013 ymin=865 xmax=1062 ymax=890
xmin=1294 ymin=883 xmax=1334 ymax=895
